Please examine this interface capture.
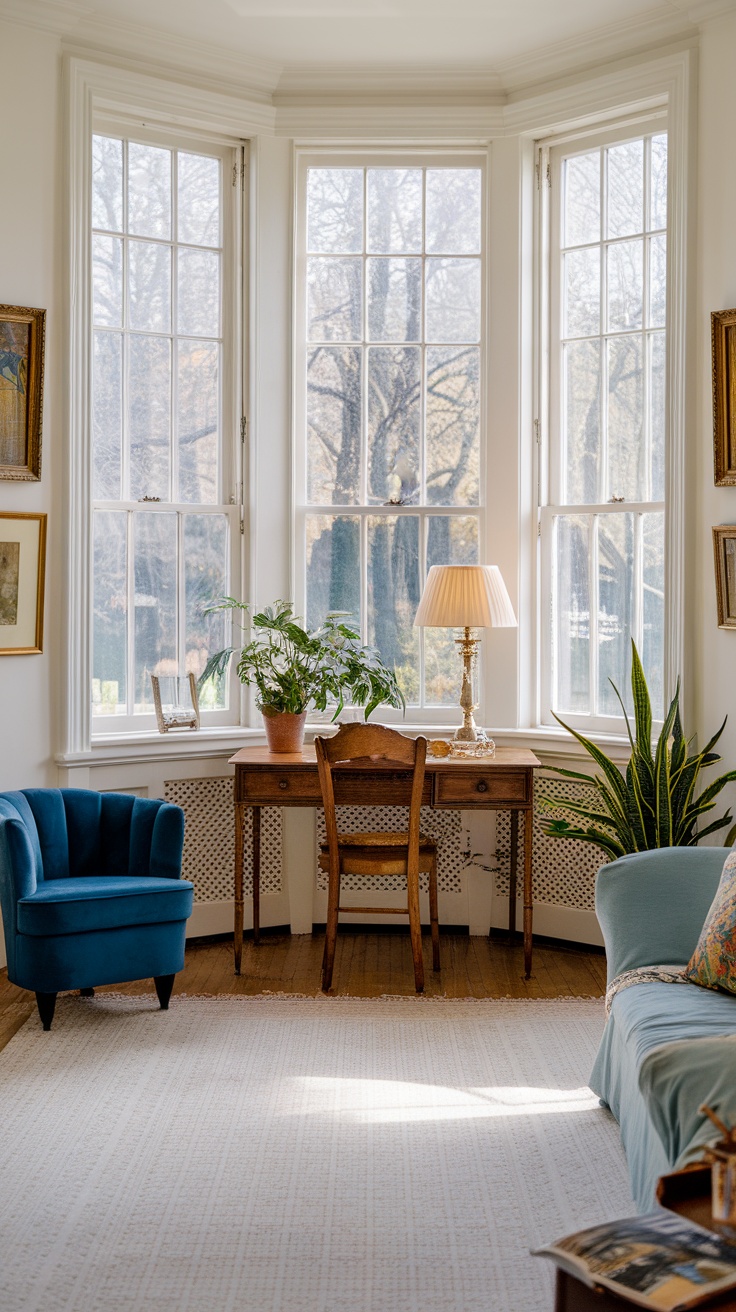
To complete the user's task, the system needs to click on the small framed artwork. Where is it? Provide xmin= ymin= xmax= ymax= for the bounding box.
xmin=151 ymin=673 xmax=200 ymax=732
xmin=713 ymin=526 xmax=736 ymax=629
xmin=712 ymin=307 xmax=736 ymax=486
xmin=0 ymin=304 xmax=46 ymax=481
xmin=0 ymin=512 xmax=47 ymax=654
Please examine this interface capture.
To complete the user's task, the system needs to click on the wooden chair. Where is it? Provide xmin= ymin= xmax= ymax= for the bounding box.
xmin=315 ymin=723 xmax=440 ymax=993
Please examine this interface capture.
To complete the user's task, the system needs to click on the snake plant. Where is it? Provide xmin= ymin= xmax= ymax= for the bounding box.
xmin=542 ymin=641 xmax=736 ymax=859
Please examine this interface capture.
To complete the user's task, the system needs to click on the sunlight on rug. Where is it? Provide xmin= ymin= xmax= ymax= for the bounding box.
xmin=0 ymin=995 xmax=632 ymax=1312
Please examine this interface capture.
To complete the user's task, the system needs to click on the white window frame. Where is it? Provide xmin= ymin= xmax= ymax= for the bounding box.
xmin=293 ymin=148 xmax=489 ymax=728
xmin=89 ymin=122 xmax=244 ymax=736
xmin=535 ymin=112 xmax=681 ymax=738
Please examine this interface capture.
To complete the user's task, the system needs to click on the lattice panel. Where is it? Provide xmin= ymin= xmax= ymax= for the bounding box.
xmin=495 ymin=775 xmax=607 ymax=910
xmin=316 ymin=806 xmax=464 ymax=893
xmin=163 ymin=778 xmax=283 ymax=901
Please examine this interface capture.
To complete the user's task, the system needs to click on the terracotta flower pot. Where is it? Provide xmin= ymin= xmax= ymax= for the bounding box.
xmin=261 ymin=707 xmax=308 ymax=754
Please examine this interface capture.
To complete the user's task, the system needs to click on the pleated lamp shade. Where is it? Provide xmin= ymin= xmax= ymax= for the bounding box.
xmin=414 ymin=565 xmax=517 ymax=629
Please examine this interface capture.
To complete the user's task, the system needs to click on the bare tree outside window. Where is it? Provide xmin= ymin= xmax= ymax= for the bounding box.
xmin=303 ymin=163 xmax=483 ymax=709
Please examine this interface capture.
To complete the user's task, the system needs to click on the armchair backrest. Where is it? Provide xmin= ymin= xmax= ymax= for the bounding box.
xmin=21 ymin=789 xmax=172 ymax=881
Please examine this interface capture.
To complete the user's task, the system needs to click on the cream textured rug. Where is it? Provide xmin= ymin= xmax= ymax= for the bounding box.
xmin=0 ymin=995 xmax=632 ymax=1312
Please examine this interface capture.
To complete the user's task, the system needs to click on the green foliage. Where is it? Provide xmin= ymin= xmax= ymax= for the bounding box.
xmin=542 ymin=641 xmax=736 ymax=859
xmin=198 ymin=599 xmax=405 ymax=721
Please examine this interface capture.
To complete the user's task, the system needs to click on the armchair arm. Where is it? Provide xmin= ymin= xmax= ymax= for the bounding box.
xmin=595 ymin=847 xmax=726 ymax=984
xmin=0 ymin=817 xmax=38 ymax=903
xmin=149 ymin=803 xmax=185 ymax=880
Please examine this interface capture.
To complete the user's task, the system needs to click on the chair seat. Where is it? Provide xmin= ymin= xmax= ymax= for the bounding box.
xmin=17 ymin=876 xmax=194 ymax=937
xmin=323 ymin=831 xmax=435 ymax=848
xmin=319 ymin=833 xmax=436 ymax=877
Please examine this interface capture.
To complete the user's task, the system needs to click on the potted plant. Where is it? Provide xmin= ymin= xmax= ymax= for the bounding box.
xmin=542 ymin=641 xmax=736 ymax=858
xmin=198 ymin=599 xmax=405 ymax=753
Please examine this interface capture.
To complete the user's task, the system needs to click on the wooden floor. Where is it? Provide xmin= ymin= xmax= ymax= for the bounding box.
xmin=0 ymin=930 xmax=607 ymax=1052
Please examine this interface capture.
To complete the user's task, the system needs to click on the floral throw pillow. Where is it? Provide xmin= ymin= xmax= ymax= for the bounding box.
xmin=686 ymin=849 xmax=736 ymax=993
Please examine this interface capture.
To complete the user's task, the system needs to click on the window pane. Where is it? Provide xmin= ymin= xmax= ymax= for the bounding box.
xmin=563 ymin=340 xmax=601 ymax=505
xmin=367 ymin=258 xmax=421 ymax=342
xmin=92 ymin=510 xmax=127 ymax=715
xmin=367 ymin=346 xmax=420 ymax=505
xmin=607 ymin=239 xmax=643 ymax=332
xmin=650 ymin=134 xmax=668 ymax=231
xmin=307 ymin=257 xmax=361 ymax=342
xmin=128 ymin=142 xmax=171 ymax=240
xmin=650 ymin=332 xmax=665 ymax=503
xmin=564 ymin=151 xmax=600 ymax=248
xmin=606 ymin=139 xmax=644 ymax=240
xmin=607 ymin=336 xmax=644 ymax=501
xmin=184 ymin=514 xmax=228 ymax=707
xmin=307 ymin=168 xmax=363 ymax=253
xmin=178 ymin=340 xmax=219 ymax=504
xmin=426 ymin=258 xmax=481 ymax=343
xmin=306 ymin=515 xmax=360 ymax=632
xmin=178 ymin=248 xmax=220 ymax=338
xmin=93 ymin=331 xmax=122 ymax=500
xmin=648 ymin=234 xmax=666 ymax=329
xmin=92 ymin=235 xmax=123 ymax=327
xmin=92 ymin=135 xmax=122 ymax=233
xmin=598 ymin=512 xmax=634 ymax=716
xmin=426 ymin=169 xmax=481 ymax=255
xmin=642 ymin=511 xmax=664 ymax=718
xmin=367 ymin=168 xmax=422 ymax=253
xmin=128 ymin=240 xmax=171 ymax=333
xmin=307 ymin=346 xmax=361 ymax=505
xmin=553 ymin=515 xmax=590 ymax=714
xmin=178 ymin=152 xmax=220 ymax=247
xmin=425 ymin=515 xmax=479 ymax=705
xmin=129 ymin=335 xmax=171 ymax=502
xmin=564 ymin=247 xmax=600 ymax=338
xmin=134 ymin=512 xmax=177 ymax=710
xmin=426 ymin=346 xmax=480 ymax=506
xmin=367 ymin=515 xmax=420 ymax=704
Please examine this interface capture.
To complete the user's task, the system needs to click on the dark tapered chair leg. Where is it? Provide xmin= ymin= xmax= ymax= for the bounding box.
xmin=35 ymin=992 xmax=57 ymax=1031
xmin=80 ymin=987 xmax=95 ymax=997
xmin=153 ymin=974 xmax=175 ymax=1010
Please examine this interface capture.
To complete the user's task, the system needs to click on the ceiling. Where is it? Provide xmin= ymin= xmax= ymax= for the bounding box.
xmin=6 ymin=0 xmax=736 ymax=93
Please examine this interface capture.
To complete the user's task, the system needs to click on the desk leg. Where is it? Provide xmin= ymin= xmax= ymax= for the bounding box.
xmin=252 ymin=804 xmax=261 ymax=946
xmin=234 ymin=802 xmax=245 ymax=975
xmin=523 ymin=806 xmax=533 ymax=979
xmin=508 ymin=810 xmax=519 ymax=940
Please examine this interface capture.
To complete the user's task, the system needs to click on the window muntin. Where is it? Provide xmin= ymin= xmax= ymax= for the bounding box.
xmin=90 ymin=134 xmax=238 ymax=726
xmin=298 ymin=160 xmax=485 ymax=713
xmin=543 ymin=130 xmax=667 ymax=727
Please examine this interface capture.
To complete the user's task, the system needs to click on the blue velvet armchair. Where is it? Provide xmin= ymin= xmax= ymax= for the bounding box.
xmin=0 ymin=789 xmax=193 ymax=1029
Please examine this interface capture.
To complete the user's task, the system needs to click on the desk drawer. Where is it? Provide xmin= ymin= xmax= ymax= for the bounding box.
xmin=433 ymin=769 xmax=530 ymax=807
xmin=236 ymin=769 xmax=321 ymax=806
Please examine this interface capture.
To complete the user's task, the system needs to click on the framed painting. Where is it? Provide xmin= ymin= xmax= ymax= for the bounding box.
xmin=713 ymin=307 xmax=736 ymax=485
xmin=0 ymin=512 xmax=47 ymax=654
xmin=713 ymin=526 xmax=736 ymax=629
xmin=0 ymin=304 xmax=45 ymax=481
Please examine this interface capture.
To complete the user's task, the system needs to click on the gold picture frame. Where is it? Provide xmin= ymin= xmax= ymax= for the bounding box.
xmin=0 ymin=305 xmax=46 ymax=481
xmin=0 ymin=512 xmax=47 ymax=654
xmin=713 ymin=525 xmax=736 ymax=629
xmin=712 ymin=307 xmax=736 ymax=485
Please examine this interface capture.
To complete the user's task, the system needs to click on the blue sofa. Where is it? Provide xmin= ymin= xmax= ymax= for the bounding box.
xmin=590 ymin=848 xmax=736 ymax=1211
xmin=0 ymin=789 xmax=193 ymax=1029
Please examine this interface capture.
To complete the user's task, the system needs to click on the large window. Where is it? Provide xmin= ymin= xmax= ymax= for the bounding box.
xmin=90 ymin=133 xmax=240 ymax=731
xmin=540 ymin=127 xmax=667 ymax=729
xmin=296 ymin=157 xmax=485 ymax=716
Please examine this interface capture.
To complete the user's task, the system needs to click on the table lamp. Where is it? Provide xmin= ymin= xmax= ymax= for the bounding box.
xmin=414 ymin=564 xmax=517 ymax=742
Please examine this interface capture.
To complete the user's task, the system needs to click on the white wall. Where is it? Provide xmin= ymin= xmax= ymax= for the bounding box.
xmin=0 ymin=23 xmax=62 ymax=790
xmin=694 ymin=12 xmax=736 ymax=834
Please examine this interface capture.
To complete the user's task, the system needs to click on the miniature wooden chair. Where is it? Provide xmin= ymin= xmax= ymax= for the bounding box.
xmin=315 ymin=723 xmax=440 ymax=993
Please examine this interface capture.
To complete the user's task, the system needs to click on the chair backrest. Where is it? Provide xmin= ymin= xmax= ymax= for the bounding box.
xmin=314 ymin=724 xmax=428 ymax=880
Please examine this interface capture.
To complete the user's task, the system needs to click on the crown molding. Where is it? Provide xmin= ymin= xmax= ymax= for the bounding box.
xmin=274 ymin=64 xmax=504 ymax=107
xmin=278 ymin=103 xmax=505 ymax=140
xmin=63 ymin=13 xmax=282 ymax=101
xmin=0 ymin=0 xmax=93 ymax=36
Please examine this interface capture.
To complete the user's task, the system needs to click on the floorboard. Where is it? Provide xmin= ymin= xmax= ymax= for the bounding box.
xmin=0 ymin=930 xmax=606 ymax=1053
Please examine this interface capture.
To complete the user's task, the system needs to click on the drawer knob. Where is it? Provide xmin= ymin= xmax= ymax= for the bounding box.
xmin=278 ymin=779 xmax=288 ymax=790
xmin=476 ymin=780 xmax=488 ymax=793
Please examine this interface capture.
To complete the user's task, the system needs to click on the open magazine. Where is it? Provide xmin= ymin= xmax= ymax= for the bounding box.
xmin=533 ymin=1209 xmax=736 ymax=1310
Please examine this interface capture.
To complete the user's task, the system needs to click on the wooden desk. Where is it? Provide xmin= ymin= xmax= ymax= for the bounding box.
xmin=229 ymin=744 xmax=541 ymax=979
